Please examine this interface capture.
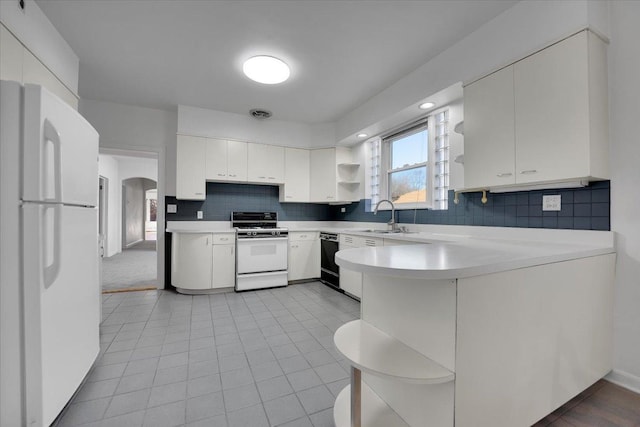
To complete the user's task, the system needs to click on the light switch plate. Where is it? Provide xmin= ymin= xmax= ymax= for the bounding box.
xmin=197 ymin=211 xmax=203 ymax=219
xmin=167 ymin=204 xmax=177 ymax=214
xmin=543 ymin=195 xmax=561 ymax=211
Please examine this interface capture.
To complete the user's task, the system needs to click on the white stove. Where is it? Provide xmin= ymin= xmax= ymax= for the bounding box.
xmin=232 ymin=212 xmax=289 ymax=291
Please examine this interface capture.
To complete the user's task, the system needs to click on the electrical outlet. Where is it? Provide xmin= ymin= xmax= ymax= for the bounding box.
xmin=197 ymin=211 xmax=203 ymax=219
xmin=542 ymin=195 xmax=561 ymax=211
xmin=167 ymin=204 xmax=177 ymax=214
xmin=341 ymin=207 xmax=346 ymax=213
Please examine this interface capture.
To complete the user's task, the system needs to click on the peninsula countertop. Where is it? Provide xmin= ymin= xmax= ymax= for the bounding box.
xmin=335 ymin=236 xmax=615 ymax=280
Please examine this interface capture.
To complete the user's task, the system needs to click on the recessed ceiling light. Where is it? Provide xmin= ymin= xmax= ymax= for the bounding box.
xmin=357 ymin=133 xmax=368 ymax=138
xmin=419 ymin=101 xmax=436 ymax=110
xmin=243 ymin=56 xmax=290 ymax=84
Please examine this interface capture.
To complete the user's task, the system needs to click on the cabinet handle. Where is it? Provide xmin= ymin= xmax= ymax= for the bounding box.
xmin=300 ymin=235 xmax=307 ymax=238
xmin=268 ymin=177 xmax=275 ymax=180
xmin=286 ymin=196 xmax=292 ymax=199
xmin=217 ymin=173 xmax=226 ymax=177
xmin=520 ymin=169 xmax=537 ymax=175
xmin=258 ymin=176 xmax=266 ymax=179
xmin=195 ymin=192 xmax=203 ymax=195
xmin=231 ymin=246 xmax=234 ymax=255
xmin=220 ymin=237 xmax=228 ymax=241
xmin=206 ymin=237 xmax=209 ymax=245
xmin=326 ymin=196 xmax=334 ymax=199
xmin=496 ymin=172 xmax=512 ymax=177
xmin=229 ymin=174 xmax=236 ymax=177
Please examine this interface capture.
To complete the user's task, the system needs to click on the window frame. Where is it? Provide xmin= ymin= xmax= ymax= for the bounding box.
xmin=374 ymin=107 xmax=449 ymax=211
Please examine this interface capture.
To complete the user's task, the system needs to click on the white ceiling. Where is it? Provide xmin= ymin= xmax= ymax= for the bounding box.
xmin=37 ymin=0 xmax=516 ymax=124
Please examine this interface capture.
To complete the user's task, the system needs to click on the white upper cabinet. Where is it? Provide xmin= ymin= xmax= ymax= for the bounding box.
xmin=310 ymin=147 xmax=360 ymax=203
xmin=205 ymin=138 xmax=248 ymax=182
xmin=310 ymin=148 xmax=337 ymax=202
xmin=281 ymin=147 xmax=310 ymax=202
xmin=175 ymin=134 xmax=361 ymax=202
xmin=464 ymin=30 xmax=609 ymax=190
xmin=464 ymin=66 xmax=515 ymax=188
xmin=205 ymin=138 xmax=228 ymax=180
xmin=247 ymin=143 xmax=285 ymax=184
xmin=227 ymin=140 xmax=248 ymax=181
xmin=176 ymin=135 xmax=207 ymax=200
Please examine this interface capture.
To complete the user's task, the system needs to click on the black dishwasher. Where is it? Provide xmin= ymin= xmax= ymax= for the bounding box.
xmin=320 ymin=232 xmax=340 ymax=289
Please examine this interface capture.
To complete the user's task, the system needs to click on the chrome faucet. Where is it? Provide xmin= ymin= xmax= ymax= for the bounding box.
xmin=374 ymin=199 xmax=400 ymax=232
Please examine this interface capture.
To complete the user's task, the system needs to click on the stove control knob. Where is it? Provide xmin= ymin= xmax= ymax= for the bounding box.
xmin=272 ymin=231 xmax=276 ymax=236
xmin=276 ymin=231 xmax=280 ymax=235
xmin=252 ymin=231 xmax=257 ymax=236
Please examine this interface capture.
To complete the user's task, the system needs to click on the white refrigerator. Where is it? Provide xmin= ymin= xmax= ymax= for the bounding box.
xmin=1 ymin=81 xmax=100 ymax=427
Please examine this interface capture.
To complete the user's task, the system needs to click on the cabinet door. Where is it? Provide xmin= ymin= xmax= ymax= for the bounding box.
xmin=227 ymin=140 xmax=248 ymax=181
xmin=247 ymin=143 xmax=267 ymax=182
xmin=310 ymin=148 xmax=337 ymax=202
xmin=288 ymin=239 xmax=320 ymax=281
xmin=339 ymin=242 xmax=362 ymax=299
xmin=464 ymin=66 xmax=515 ymax=189
xmin=515 ymin=32 xmax=589 ymax=184
xmin=176 ymin=135 xmax=206 ymax=200
xmin=264 ymin=145 xmax=285 ymax=183
xmin=282 ymin=148 xmax=310 ymax=202
xmin=205 ymin=138 xmax=228 ymax=181
xmin=175 ymin=234 xmax=212 ymax=289
xmin=212 ymin=244 xmax=235 ymax=289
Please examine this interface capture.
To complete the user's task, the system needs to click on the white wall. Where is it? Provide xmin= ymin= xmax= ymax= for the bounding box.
xmin=117 ymin=156 xmax=158 ymax=183
xmin=81 ymin=99 xmax=175 ymax=288
xmin=178 ymin=105 xmax=337 ymax=149
xmin=122 ymin=178 xmax=145 ymax=247
xmin=98 ymin=154 xmax=120 ymax=257
xmin=336 ymin=1 xmax=598 ymax=142
xmin=98 ymin=155 xmax=159 ymax=257
xmin=607 ymin=0 xmax=640 ymax=392
xmin=0 ymin=0 xmax=78 ymax=94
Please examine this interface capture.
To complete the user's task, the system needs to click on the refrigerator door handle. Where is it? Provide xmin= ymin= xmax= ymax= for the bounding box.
xmin=43 ymin=204 xmax=62 ymax=289
xmin=43 ymin=118 xmax=62 ymax=203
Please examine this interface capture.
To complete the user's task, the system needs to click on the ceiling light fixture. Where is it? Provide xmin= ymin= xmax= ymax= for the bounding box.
xmin=357 ymin=133 xmax=368 ymax=138
xmin=419 ymin=101 xmax=436 ymax=110
xmin=243 ymin=55 xmax=290 ymax=84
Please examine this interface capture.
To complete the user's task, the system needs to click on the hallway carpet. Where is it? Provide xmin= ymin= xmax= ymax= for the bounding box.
xmin=102 ymin=240 xmax=158 ymax=292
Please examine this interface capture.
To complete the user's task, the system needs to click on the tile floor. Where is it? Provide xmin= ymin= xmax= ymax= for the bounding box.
xmin=54 ymin=281 xmax=640 ymax=427
xmin=54 ymin=282 xmax=359 ymax=427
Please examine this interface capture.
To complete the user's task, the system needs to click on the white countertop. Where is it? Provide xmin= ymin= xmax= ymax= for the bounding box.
xmin=335 ymin=237 xmax=614 ymax=280
xmin=166 ymin=220 xmax=615 ymax=279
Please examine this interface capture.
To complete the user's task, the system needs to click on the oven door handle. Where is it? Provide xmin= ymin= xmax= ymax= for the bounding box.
xmin=237 ymin=237 xmax=288 ymax=242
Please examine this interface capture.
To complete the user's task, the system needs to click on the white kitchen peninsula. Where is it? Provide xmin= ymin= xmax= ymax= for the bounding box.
xmin=334 ymin=231 xmax=615 ymax=427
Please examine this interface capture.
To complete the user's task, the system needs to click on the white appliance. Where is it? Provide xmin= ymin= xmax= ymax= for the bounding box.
xmin=232 ymin=212 xmax=289 ymax=291
xmin=0 ymin=81 xmax=100 ymax=427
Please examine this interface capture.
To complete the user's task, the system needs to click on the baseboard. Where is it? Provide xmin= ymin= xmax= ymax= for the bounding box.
xmin=605 ymin=369 xmax=640 ymax=394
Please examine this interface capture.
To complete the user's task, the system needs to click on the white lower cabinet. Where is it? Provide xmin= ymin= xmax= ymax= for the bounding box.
xmin=212 ymin=235 xmax=235 ymax=289
xmin=339 ymin=235 xmax=384 ymax=299
xmin=288 ymin=232 xmax=320 ymax=281
xmin=172 ymin=232 xmax=236 ymax=293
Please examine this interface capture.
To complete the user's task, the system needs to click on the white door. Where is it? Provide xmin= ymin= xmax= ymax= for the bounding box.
xmin=23 ymin=84 xmax=99 ymax=206
xmin=22 ymin=204 xmax=100 ymax=427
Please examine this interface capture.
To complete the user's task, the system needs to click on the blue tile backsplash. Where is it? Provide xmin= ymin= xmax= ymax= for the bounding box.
xmin=166 ymin=181 xmax=610 ymax=231
xmin=166 ymin=182 xmax=332 ymax=222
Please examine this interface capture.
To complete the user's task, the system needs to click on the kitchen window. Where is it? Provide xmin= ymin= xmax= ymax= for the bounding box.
xmin=371 ymin=109 xmax=449 ymax=210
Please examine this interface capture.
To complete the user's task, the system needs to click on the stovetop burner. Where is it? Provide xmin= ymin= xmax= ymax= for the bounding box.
xmin=232 ymin=212 xmax=287 ymax=238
